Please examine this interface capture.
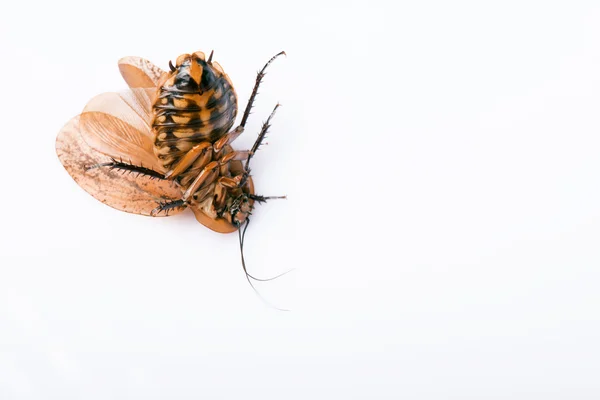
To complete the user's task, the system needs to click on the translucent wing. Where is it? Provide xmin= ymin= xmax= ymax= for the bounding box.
xmin=79 ymin=88 xmax=162 ymax=172
xmin=56 ymin=56 xmax=185 ymax=216
xmin=56 ymin=116 xmax=184 ymax=216
xmin=118 ymin=56 xmax=167 ymax=89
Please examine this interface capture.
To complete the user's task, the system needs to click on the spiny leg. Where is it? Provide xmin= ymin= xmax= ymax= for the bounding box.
xmin=248 ymin=194 xmax=287 ymax=203
xmin=239 ymin=104 xmax=287 ymax=203
xmin=85 ymin=159 xmax=189 ymax=216
xmin=239 ymin=103 xmax=281 ymax=188
xmin=86 ymin=158 xmax=166 ymax=180
xmin=211 ymin=51 xmax=285 ymax=157
xmin=247 ymin=103 xmax=280 ymax=168
xmin=222 ymin=51 xmax=286 ymax=186
xmin=151 ymin=199 xmax=186 ymax=216
xmin=240 ymin=51 xmax=286 ymax=129
xmin=84 ymin=149 xmax=245 ymax=216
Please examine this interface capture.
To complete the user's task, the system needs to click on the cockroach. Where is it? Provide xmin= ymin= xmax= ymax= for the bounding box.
xmin=56 ymin=50 xmax=288 ymax=306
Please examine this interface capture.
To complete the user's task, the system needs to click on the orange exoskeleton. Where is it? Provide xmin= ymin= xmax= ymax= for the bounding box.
xmin=56 ymin=50 xmax=287 ymax=302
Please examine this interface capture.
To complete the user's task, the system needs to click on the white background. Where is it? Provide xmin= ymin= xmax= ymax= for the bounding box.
xmin=1 ymin=0 xmax=600 ymax=398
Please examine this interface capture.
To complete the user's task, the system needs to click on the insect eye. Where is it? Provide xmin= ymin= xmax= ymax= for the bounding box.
xmin=168 ymin=60 xmax=176 ymax=72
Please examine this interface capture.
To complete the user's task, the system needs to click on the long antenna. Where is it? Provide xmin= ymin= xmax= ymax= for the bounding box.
xmin=238 ymin=218 xmax=292 ymax=311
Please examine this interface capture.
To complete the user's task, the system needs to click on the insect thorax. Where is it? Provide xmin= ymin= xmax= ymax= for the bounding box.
xmin=152 ymin=53 xmax=237 ymax=175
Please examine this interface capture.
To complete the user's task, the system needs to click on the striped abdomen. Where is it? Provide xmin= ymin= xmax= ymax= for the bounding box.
xmin=152 ymin=52 xmax=237 ymax=174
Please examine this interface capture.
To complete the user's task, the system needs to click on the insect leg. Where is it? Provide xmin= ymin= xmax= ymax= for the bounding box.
xmin=150 ymin=199 xmax=187 ymax=216
xmin=239 ymin=51 xmax=286 ymax=129
xmin=214 ymin=176 xmax=242 ymax=210
xmin=213 ymin=126 xmax=244 ymax=152
xmin=164 ymin=142 xmax=212 ymax=180
xmin=86 ymin=158 xmax=166 ymax=180
xmin=248 ymin=194 xmax=287 ymax=203
xmin=238 ymin=104 xmax=280 ymax=188
xmin=213 ymin=51 xmax=284 ymax=152
xmin=218 ymin=150 xmax=252 ymax=163
xmin=182 ymin=161 xmax=220 ymax=201
xmin=237 ymin=104 xmax=286 ymax=202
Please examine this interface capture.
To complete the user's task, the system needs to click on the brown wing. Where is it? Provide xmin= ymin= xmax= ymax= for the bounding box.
xmin=118 ymin=56 xmax=167 ymax=89
xmin=56 ymin=56 xmax=185 ymax=216
xmin=78 ymin=89 xmax=162 ymax=172
xmin=56 ymin=116 xmax=184 ymax=216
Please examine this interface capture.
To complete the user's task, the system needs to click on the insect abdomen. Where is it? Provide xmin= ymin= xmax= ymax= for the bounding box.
xmin=152 ymin=53 xmax=237 ymax=172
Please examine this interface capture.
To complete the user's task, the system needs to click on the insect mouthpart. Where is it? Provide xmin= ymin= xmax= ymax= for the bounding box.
xmin=230 ymin=193 xmax=253 ymax=227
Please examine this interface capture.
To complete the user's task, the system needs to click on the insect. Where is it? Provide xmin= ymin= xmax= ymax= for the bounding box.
xmin=56 ymin=50 xmax=288 ymax=303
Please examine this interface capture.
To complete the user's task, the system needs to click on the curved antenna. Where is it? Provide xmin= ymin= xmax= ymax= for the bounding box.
xmin=240 ymin=219 xmax=293 ymax=282
xmin=238 ymin=218 xmax=292 ymax=311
